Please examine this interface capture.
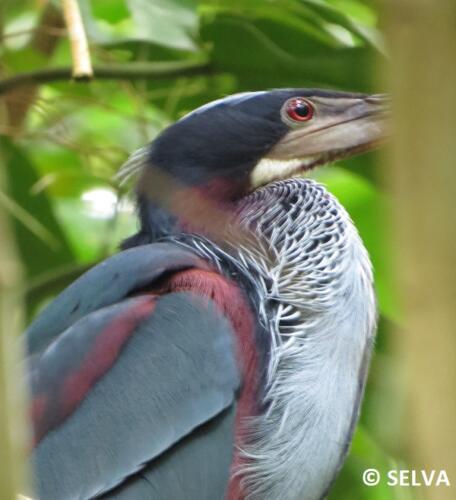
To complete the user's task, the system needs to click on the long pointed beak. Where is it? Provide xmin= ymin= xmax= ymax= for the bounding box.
xmin=267 ymin=93 xmax=389 ymax=168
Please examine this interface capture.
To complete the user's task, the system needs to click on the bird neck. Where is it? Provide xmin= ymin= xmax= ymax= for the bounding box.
xmin=238 ymin=179 xmax=377 ymax=499
xmin=172 ymin=178 xmax=377 ymax=500
xmin=123 ymin=174 xmax=247 ymax=249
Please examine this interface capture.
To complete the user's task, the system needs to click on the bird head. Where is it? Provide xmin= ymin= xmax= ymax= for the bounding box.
xmin=121 ymin=89 xmax=388 ymax=246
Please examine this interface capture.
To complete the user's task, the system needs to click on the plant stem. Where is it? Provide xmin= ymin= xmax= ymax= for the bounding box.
xmin=0 ymin=61 xmax=212 ymax=96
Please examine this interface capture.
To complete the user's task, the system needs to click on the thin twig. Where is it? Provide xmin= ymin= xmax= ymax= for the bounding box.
xmin=0 ymin=26 xmax=65 ymax=41
xmin=60 ymin=0 xmax=93 ymax=79
xmin=0 ymin=61 xmax=212 ymax=96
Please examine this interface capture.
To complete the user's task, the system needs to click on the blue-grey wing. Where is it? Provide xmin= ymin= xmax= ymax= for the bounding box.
xmin=26 ymin=243 xmax=241 ymax=499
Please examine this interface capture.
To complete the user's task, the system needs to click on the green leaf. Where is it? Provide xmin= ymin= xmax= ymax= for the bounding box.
xmin=300 ymin=0 xmax=386 ymax=54
xmin=78 ymin=0 xmax=122 ymax=44
xmin=201 ymin=0 xmax=341 ymax=47
xmin=325 ymin=0 xmax=378 ymax=26
xmin=0 ymin=189 xmax=60 ymax=249
xmin=89 ymin=0 xmax=130 ymax=23
xmin=201 ymin=14 xmax=376 ymax=92
xmin=2 ymin=47 xmax=47 ymax=72
xmin=126 ymin=0 xmax=199 ymax=50
xmin=0 ymin=138 xmax=75 ymax=279
xmin=201 ymin=0 xmax=383 ymax=51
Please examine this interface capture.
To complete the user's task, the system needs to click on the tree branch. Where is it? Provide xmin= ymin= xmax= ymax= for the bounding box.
xmin=0 ymin=61 xmax=213 ymax=96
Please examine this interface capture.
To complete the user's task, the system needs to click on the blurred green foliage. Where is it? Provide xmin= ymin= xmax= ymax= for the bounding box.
xmin=0 ymin=0 xmax=410 ymax=498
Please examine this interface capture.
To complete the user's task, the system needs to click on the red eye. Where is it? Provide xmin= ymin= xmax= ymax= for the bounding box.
xmin=285 ymin=98 xmax=314 ymax=122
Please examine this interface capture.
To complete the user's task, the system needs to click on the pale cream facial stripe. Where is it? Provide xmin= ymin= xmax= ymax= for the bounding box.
xmin=250 ymin=157 xmax=319 ymax=189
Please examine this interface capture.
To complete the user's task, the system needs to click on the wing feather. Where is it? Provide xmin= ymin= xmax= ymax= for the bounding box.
xmin=26 ymin=242 xmax=243 ymax=499
xmin=31 ymin=292 xmax=239 ymax=499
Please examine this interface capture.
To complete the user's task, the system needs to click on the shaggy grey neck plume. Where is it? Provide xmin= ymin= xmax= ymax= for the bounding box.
xmin=171 ymin=178 xmax=377 ymax=500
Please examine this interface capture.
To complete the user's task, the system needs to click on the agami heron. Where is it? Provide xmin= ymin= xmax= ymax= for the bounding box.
xmin=26 ymin=89 xmax=387 ymax=499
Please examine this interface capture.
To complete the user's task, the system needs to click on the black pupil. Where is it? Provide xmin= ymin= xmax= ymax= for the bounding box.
xmin=294 ymin=101 xmax=310 ymax=117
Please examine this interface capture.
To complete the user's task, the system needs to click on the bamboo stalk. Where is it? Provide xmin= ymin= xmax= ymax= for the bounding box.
xmin=384 ymin=1 xmax=456 ymax=498
xmin=60 ymin=0 xmax=93 ymax=79
xmin=0 ymin=152 xmax=30 ymax=499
